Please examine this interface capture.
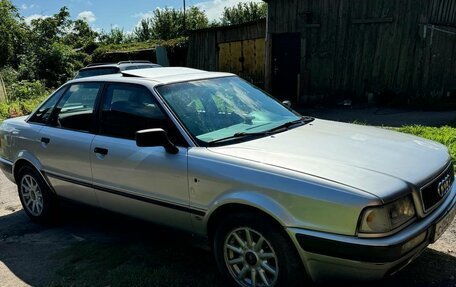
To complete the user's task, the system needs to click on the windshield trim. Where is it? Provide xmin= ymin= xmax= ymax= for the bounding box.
xmin=153 ymin=76 xmax=302 ymax=147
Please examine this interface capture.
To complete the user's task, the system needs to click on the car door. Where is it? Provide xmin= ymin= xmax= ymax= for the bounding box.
xmin=90 ymin=83 xmax=194 ymax=231
xmin=36 ymin=83 xmax=102 ymax=206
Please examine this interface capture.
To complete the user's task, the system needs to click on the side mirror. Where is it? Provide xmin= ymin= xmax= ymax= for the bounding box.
xmin=282 ymin=100 xmax=292 ymax=108
xmin=135 ymin=128 xmax=179 ymax=154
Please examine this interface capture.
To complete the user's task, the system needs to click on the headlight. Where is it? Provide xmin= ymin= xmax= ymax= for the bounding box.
xmin=359 ymin=195 xmax=416 ymax=234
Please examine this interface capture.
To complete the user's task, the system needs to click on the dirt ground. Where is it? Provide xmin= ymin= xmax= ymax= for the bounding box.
xmin=1 ymin=171 xmax=455 ymax=287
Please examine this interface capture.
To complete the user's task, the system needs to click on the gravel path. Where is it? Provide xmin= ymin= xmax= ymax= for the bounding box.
xmin=0 ymin=172 xmax=455 ymax=287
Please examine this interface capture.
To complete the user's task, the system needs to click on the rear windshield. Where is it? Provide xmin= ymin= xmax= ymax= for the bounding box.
xmin=124 ymin=64 xmax=161 ymax=71
xmin=75 ymin=67 xmax=119 ymax=78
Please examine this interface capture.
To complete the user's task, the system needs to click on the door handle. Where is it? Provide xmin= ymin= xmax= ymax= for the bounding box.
xmin=94 ymin=147 xmax=108 ymax=155
xmin=41 ymin=137 xmax=50 ymax=144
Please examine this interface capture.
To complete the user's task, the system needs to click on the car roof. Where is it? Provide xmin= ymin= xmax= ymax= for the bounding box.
xmin=70 ymin=67 xmax=234 ymax=86
xmin=80 ymin=61 xmax=160 ymax=71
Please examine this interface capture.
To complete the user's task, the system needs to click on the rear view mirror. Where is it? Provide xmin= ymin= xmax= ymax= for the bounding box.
xmin=282 ymin=100 xmax=292 ymax=108
xmin=136 ymin=128 xmax=178 ymax=154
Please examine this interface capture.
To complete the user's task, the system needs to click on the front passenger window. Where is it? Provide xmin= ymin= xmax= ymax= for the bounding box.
xmin=100 ymin=84 xmax=168 ymax=140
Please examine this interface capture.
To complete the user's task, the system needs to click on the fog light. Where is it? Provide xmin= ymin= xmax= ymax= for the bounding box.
xmin=401 ymin=231 xmax=427 ymax=254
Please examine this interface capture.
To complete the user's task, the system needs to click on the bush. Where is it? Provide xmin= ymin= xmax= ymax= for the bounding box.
xmin=91 ymin=37 xmax=188 ymax=66
xmin=8 ymin=80 xmax=48 ymax=101
xmin=0 ymin=80 xmax=49 ymax=119
xmin=0 ymin=66 xmax=19 ymax=88
xmin=0 ymin=95 xmax=47 ymax=119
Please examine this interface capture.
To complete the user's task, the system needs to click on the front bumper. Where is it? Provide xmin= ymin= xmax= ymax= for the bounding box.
xmin=287 ymin=184 xmax=456 ymax=282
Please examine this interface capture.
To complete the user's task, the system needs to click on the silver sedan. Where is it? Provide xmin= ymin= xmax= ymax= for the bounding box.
xmin=0 ymin=67 xmax=455 ymax=287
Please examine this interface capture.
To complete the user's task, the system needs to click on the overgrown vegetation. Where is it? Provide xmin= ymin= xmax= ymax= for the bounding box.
xmin=221 ymin=2 xmax=267 ymax=25
xmin=0 ymin=0 xmax=266 ymax=120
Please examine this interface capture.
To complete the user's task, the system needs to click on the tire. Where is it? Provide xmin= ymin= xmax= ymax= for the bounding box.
xmin=17 ymin=166 xmax=58 ymax=223
xmin=213 ymin=212 xmax=306 ymax=287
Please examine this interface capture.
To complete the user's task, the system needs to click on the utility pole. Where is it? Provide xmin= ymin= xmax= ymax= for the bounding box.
xmin=183 ymin=0 xmax=186 ymax=32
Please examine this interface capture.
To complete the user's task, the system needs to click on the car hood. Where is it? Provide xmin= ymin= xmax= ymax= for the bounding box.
xmin=208 ymin=119 xmax=450 ymax=202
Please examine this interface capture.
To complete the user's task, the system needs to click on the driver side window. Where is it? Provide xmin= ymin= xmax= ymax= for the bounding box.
xmin=99 ymin=83 xmax=187 ymax=146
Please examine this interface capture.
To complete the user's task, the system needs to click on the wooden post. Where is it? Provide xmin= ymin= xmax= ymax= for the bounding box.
xmin=0 ymin=75 xmax=7 ymax=103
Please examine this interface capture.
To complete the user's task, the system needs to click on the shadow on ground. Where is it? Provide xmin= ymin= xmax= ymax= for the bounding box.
xmin=0 ymin=203 xmax=455 ymax=287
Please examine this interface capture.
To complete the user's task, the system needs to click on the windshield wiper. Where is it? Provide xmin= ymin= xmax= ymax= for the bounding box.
xmin=265 ymin=116 xmax=314 ymax=133
xmin=207 ymin=117 xmax=314 ymax=146
xmin=208 ymin=131 xmax=270 ymax=145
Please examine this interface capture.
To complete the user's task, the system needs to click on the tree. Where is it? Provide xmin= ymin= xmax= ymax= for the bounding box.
xmin=184 ymin=7 xmax=209 ymax=31
xmin=35 ymin=42 xmax=84 ymax=87
xmin=29 ymin=7 xmax=72 ymax=48
xmin=134 ymin=7 xmax=209 ymax=41
xmin=99 ymin=27 xmax=131 ymax=45
xmin=134 ymin=18 xmax=154 ymax=42
xmin=221 ymin=2 xmax=267 ymax=25
xmin=63 ymin=19 xmax=99 ymax=49
xmin=28 ymin=7 xmax=86 ymax=87
xmin=0 ymin=0 xmax=29 ymax=67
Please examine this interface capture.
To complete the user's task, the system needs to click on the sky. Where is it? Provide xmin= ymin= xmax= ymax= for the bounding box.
xmin=13 ymin=0 xmax=262 ymax=33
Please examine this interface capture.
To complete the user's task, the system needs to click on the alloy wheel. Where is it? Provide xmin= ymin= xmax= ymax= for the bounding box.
xmin=224 ymin=227 xmax=279 ymax=287
xmin=20 ymin=174 xmax=44 ymax=216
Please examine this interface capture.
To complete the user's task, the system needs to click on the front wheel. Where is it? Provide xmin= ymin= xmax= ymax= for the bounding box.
xmin=213 ymin=212 xmax=305 ymax=287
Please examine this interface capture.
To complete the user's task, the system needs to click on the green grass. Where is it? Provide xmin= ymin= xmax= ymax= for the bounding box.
xmin=396 ymin=125 xmax=456 ymax=163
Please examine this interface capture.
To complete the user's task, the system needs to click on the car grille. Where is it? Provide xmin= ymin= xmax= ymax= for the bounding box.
xmin=420 ymin=163 xmax=454 ymax=212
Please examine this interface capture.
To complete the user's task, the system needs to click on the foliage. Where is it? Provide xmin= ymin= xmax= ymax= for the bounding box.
xmin=135 ymin=18 xmax=154 ymax=42
xmin=26 ymin=8 xmax=88 ymax=87
xmin=184 ymin=7 xmax=210 ymax=31
xmin=29 ymin=7 xmax=72 ymax=49
xmin=221 ymin=2 xmax=267 ymax=25
xmin=63 ymin=19 xmax=99 ymax=49
xmin=91 ymin=37 xmax=188 ymax=64
xmin=34 ymin=42 xmax=86 ymax=87
xmin=0 ymin=80 xmax=48 ymax=119
xmin=8 ymin=80 xmax=48 ymax=101
xmin=94 ymin=37 xmax=188 ymax=55
xmin=99 ymin=27 xmax=134 ymax=45
xmin=0 ymin=66 xmax=19 ymax=89
xmin=134 ymin=7 xmax=209 ymax=41
xmin=0 ymin=0 xmax=29 ymax=67
xmin=396 ymin=125 xmax=456 ymax=164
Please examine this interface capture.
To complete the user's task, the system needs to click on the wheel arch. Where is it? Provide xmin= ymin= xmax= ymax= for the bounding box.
xmin=12 ymin=154 xmax=53 ymax=193
xmin=204 ymin=192 xmax=296 ymax=242
xmin=13 ymin=154 xmax=43 ymax=182
xmin=206 ymin=196 xmax=309 ymax=284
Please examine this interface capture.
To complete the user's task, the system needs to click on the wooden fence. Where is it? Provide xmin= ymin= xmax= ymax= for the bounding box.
xmin=265 ymin=0 xmax=456 ymax=106
xmin=187 ymin=19 xmax=266 ymax=88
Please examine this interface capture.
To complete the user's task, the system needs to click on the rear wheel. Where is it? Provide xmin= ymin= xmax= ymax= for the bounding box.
xmin=17 ymin=166 xmax=57 ymax=223
xmin=213 ymin=212 xmax=305 ymax=287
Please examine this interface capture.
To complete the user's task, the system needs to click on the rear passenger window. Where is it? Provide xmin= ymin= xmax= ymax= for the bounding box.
xmin=99 ymin=84 xmax=186 ymax=145
xmin=28 ymin=86 xmax=67 ymax=124
xmin=50 ymin=83 xmax=101 ymax=132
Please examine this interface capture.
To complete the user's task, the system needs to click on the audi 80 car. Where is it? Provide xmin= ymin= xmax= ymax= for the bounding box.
xmin=0 ymin=67 xmax=455 ymax=287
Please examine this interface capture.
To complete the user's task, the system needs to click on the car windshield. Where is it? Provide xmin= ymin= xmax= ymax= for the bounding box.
xmin=156 ymin=77 xmax=301 ymax=145
xmin=75 ymin=67 xmax=119 ymax=78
